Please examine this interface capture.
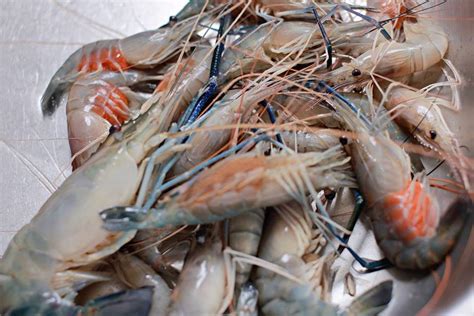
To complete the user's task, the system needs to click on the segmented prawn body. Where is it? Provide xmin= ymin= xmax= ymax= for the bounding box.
xmin=336 ymin=102 xmax=470 ymax=270
xmin=168 ymin=240 xmax=226 ymax=315
xmin=67 ymin=70 xmax=158 ymax=168
xmin=327 ymin=21 xmax=448 ymax=87
xmin=102 ymin=147 xmax=356 ymax=230
xmin=113 ymin=254 xmax=171 ymax=316
xmin=254 ymin=202 xmax=393 ymax=315
xmin=228 ymin=208 xmax=266 ymax=292
xmin=280 ymin=129 xmax=341 ymax=153
xmin=41 ymin=17 xmax=200 ymax=115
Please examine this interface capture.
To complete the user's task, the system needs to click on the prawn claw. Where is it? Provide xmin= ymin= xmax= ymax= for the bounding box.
xmin=101 ymin=206 xmax=147 ymax=231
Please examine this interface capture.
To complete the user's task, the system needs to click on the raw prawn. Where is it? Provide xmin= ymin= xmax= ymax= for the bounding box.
xmin=383 ymin=84 xmax=471 ymax=189
xmin=168 ymin=239 xmax=226 ymax=315
xmin=326 ymin=20 xmax=448 ymax=88
xmin=67 ymin=70 xmax=158 ymax=168
xmin=254 ymin=202 xmax=393 ymax=315
xmin=334 ymin=99 xmax=470 ymax=269
xmin=101 ymin=146 xmax=356 ymax=230
xmin=41 ymin=16 xmax=203 ymax=115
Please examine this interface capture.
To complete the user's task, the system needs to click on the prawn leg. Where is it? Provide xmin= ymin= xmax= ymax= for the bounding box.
xmin=259 ymin=100 xmax=283 ymax=144
xmin=314 ymin=193 xmax=393 ymax=272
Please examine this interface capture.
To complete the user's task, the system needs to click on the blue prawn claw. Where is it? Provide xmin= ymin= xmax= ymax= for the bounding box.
xmin=101 ymin=206 xmax=148 ymax=231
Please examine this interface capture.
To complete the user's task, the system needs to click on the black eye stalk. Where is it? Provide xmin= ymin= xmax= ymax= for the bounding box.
xmin=429 ymin=130 xmax=437 ymax=140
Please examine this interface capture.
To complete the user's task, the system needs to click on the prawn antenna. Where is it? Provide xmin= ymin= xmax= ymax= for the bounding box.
xmin=311 ymin=81 xmax=372 ymax=128
xmin=311 ymin=7 xmax=333 ymax=69
xmin=427 ymin=160 xmax=446 ymax=176
xmin=185 ymin=14 xmax=231 ymax=125
xmin=318 ymin=4 xmax=392 ymax=41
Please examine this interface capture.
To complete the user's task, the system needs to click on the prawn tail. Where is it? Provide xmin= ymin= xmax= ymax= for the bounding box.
xmin=41 ymin=48 xmax=83 ymax=116
xmin=5 ymin=287 xmax=154 ymax=316
xmin=345 ymin=280 xmax=393 ymax=316
xmin=41 ymin=79 xmax=70 ymax=116
xmin=375 ymin=196 xmax=472 ymax=270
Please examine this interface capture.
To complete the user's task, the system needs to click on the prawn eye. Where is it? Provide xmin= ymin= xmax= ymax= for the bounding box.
xmin=169 ymin=15 xmax=178 ymax=23
xmin=352 ymin=69 xmax=362 ymax=77
xmin=109 ymin=125 xmax=120 ymax=134
xmin=325 ymin=190 xmax=336 ymax=201
xmin=429 ymin=130 xmax=437 ymax=140
xmin=339 ymin=136 xmax=348 ymax=145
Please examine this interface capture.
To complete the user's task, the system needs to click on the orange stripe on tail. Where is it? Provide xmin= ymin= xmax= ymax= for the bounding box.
xmin=78 ymin=46 xmax=129 ymax=72
xmin=383 ymin=181 xmax=438 ymax=243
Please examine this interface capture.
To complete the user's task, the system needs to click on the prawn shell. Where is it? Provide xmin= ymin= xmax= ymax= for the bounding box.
xmin=381 ymin=181 xmax=439 ymax=243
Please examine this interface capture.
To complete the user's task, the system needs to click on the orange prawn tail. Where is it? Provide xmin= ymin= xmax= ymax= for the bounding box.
xmin=371 ymin=181 xmax=471 ymax=270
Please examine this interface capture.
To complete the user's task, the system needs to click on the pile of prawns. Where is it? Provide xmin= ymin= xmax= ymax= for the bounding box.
xmin=1 ymin=0 xmax=472 ymax=315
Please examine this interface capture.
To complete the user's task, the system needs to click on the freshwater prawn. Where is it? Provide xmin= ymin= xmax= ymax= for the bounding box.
xmin=254 ymin=202 xmax=393 ymax=315
xmin=326 ymin=20 xmax=448 ymax=89
xmin=0 ymin=13 xmax=209 ymax=308
xmin=333 ymin=97 xmax=471 ymax=270
xmin=67 ymin=70 xmax=160 ymax=168
xmin=41 ymin=14 xmax=206 ymax=115
xmin=102 ymin=144 xmax=356 ymax=230
xmin=381 ymin=83 xmax=472 ymax=190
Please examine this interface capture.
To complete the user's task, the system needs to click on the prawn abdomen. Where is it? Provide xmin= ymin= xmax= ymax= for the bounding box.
xmin=372 ymin=195 xmax=470 ymax=270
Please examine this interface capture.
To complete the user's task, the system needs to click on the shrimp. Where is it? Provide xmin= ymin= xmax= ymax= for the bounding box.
xmin=382 ymin=85 xmax=472 ymax=190
xmin=101 ymin=146 xmax=356 ymax=230
xmin=0 ymin=60 xmax=187 ymax=310
xmin=228 ymin=208 xmax=265 ymax=292
xmin=326 ymin=20 xmax=448 ymax=88
xmin=254 ymin=202 xmax=393 ymax=315
xmin=41 ymin=16 xmax=202 ymax=115
xmin=172 ymin=82 xmax=284 ymax=174
xmin=280 ymin=129 xmax=341 ymax=153
xmin=67 ymin=70 xmax=159 ymax=168
xmin=168 ymin=239 xmax=226 ymax=315
xmin=334 ymin=100 xmax=471 ymax=270
xmin=113 ymin=254 xmax=171 ymax=316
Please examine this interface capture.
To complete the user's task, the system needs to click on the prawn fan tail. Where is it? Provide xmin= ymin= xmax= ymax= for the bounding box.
xmin=41 ymin=47 xmax=84 ymax=116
